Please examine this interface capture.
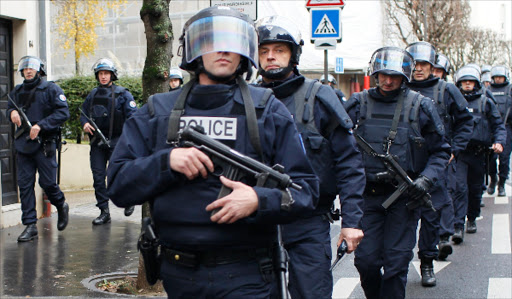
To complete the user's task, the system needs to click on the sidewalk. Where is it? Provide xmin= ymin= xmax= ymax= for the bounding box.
xmin=0 ymin=191 xmax=157 ymax=298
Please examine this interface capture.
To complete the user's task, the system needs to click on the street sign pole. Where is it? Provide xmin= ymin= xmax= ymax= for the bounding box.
xmin=324 ymin=50 xmax=329 ymax=85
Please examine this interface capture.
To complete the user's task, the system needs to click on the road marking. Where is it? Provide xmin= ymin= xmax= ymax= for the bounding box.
xmin=494 ymin=197 xmax=509 ymax=204
xmin=412 ymin=260 xmax=451 ymax=276
xmin=333 ymin=277 xmax=360 ymax=299
xmin=488 ymin=278 xmax=512 ymax=298
xmin=492 ymin=214 xmax=511 ymax=254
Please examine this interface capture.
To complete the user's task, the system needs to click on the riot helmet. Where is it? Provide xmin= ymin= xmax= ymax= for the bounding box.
xmin=256 ymin=15 xmax=303 ymax=65
xmin=18 ymin=56 xmax=46 ymax=77
xmin=491 ymin=65 xmax=510 ymax=83
xmin=169 ymin=68 xmax=184 ymax=84
xmin=369 ymin=46 xmax=414 ymax=82
xmin=92 ymin=58 xmax=118 ymax=81
xmin=481 ymin=72 xmax=492 ymax=83
xmin=455 ymin=65 xmax=481 ymax=89
xmin=406 ymin=41 xmax=436 ymax=66
xmin=434 ymin=53 xmax=451 ymax=75
xmin=178 ymin=6 xmax=258 ymax=77
xmin=320 ymin=74 xmax=337 ymax=85
xmin=466 ymin=63 xmax=481 ymax=74
xmin=481 ymin=64 xmax=492 ymax=74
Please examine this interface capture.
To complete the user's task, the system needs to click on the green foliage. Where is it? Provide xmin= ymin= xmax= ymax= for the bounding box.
xmin=56 ymin=76 xmax=143 ymax=142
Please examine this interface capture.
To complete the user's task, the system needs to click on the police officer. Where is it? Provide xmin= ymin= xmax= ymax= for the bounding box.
xmin=432 ymin=53 xmax=451 ymax=81
xmin=80 ymin=58 xmax=137 ymax=225
xmin=487 ymin=65 xmax=512 ymax=197
xmin=107 ymin=7 xmax=319 ymax=298
xmin=7 ymin=56 xmax=70 ymax=242
xmin=344 ymin=47 xmax=450 ymax=299
xmin=406 ymin=42 xmax=473 ymax=285
xmin=452 ymin=65 xmax=506 ymax=243
xmin=255 ymin=16 xmax=365 ymax=299
xmin=168 ymin=68 xmax=183 ymax=91
xmin=320 ymin=73 xmax=347 ymax=102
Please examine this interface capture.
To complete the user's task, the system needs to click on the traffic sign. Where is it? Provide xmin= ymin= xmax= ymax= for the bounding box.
xmin=314 ymin=39 xmax=337 ymax=50
xmin=335 ymin=57 xmax=344 ymax=73
xmin=306 ymin=0 xmax=345 ymax=8
xmin=310 ymin=8 xmax=341 ymax=41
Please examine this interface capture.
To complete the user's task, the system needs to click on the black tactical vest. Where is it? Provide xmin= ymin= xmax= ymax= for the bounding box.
xmin=490 ymin=84 xmax=512 ymax=125
xmin=355 ymin=89 xmax=428 ymax=177
xmin=467 ymin=95 xmax=492 ymax=147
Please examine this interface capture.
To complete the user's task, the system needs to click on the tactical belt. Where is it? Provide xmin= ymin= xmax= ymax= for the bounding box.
xmin=162 ymin=246 xmax=271 ymax=268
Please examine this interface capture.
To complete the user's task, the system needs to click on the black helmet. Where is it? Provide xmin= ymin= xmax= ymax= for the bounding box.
xmin=406 ymin=41 xmax=436 ymax=66
xmin=369 ymin=47 xmax=414 ymax=82
xmin=491 ymin=65 xmax=510 ymax=83
xmin=320 ymin=74 xmax=337 ymax=85
xmin=178 ymin=6 xmax=258 ymax=75
xmin=256 ymin=15 xmax=304 ymax=65
xmin=92 ymin=58 xmax=118 ymax=81
xmin=434 ymin=53 xmax=451 ymax=75
xmin=455 ymin=65 xmax=481 ymax=89
xmin=18 ymin=56 xmax=46 ymax=77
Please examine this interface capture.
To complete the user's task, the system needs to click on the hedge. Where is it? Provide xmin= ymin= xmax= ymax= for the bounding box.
xmin=55 ymin=76 xmax=143 ymax=142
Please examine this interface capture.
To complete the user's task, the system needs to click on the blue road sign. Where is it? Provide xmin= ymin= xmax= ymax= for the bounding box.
xmin=335 ymin=57 xmax=344 ymax=73
xmin=311 ymin=8 xmax=341 ymax=40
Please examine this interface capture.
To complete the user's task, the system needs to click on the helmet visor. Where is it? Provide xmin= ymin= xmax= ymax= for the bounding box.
xmin=491 ymin=66 xmax=508 ymax=78
xmin=481 ymin=72 xmax=492 ymax=82
xmin=185 ymin=15 xmax=258 ymax=68
xmin=407 ymin=43 xmax=436 ymax=65
xmin=434 ymin=54 xmax=450 ymax=73
xmin=455 ymin=66 xmax=481 ymax=84
xmin=370 ymin=47 xmax=414 ymax=81
xmin=18 ymin=57 xmax=41 ymax=72
xmin=92 ymin=58 xmax=115 ymax=72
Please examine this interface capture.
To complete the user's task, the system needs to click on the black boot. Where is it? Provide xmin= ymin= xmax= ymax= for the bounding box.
xmin=18 ymin=224 xmax=38 ymax=242
xmin=57 ymin=202 xmax=69 ymax=231
xmin=437 ymin=235 xmax=453 ymax=261
xmin=420 ymin=257 xmax=436 ymax=287
xmin=487 ymin=176 xmax=497 ymax=195
xmin=92 ymin=207 xmax=111 ymax=225
xmin=452 ymin=227 xmax=464 ymax=244
xmin=466 ymin=220 xmax=477 ymax=233
xmin=124 ymin=206 xmax=135 ymax=217
xmin=498 ymin=179 xmax=506 ymax=197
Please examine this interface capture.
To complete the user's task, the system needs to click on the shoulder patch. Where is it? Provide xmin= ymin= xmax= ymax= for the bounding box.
xmin=59 ymin=94 xmax=67 ymax=102
xmin=129 ymin=100 xmax=137 ymax=108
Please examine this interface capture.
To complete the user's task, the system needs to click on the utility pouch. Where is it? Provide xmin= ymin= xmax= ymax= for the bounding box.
xmin=137 ymin=217 xmax=161 ymax=285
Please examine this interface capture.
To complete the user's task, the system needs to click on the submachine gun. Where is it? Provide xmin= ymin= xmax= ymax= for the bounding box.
xmin=79 ymin=108 xmax=111 ymax=148
xmin=7 ymin=94 xmax=40 ymax=143
xmin=181 ymin=125 xmax=303 ymax=299
xmin=355 ymin=134 xmax=435 ymax=212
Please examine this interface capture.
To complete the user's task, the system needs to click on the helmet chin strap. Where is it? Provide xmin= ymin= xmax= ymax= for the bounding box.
xmin=259 ymin=63 xmax=294 ymax=80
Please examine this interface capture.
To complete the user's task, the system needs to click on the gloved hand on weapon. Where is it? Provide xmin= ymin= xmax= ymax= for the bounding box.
xmin=409 ymin=175 xmax=433 ymax=202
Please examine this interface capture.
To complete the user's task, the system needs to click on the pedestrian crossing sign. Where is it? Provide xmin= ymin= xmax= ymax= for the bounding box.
xmin=310 ymin=8 xmax=341 ymax=41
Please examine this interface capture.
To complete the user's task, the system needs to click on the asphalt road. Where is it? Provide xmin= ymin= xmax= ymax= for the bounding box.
xmin=330 ymin=184 xmax=512 ymax=299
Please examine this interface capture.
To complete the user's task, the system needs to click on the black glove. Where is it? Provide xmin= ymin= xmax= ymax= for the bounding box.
xmin=409 ymin=175 xmax=433 ymax=201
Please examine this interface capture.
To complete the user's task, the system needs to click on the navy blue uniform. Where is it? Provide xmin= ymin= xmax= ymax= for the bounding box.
xmin=408 ymin=76 xmax=473 ymax=259
xmin=453 ymin=89 xmax=506 ymax=230
xmin=7 ymin=78 xmax=70 ymax=225
xmin=107 ymin=81 xmax=319 ymax=298
xmin=262 ymin=74 xmax=365 ymax=299
xmin=345 ymin=87 xmax=450 ymax=299
xmin=80 ymin=84 xmax=137 ymax=210
xmin=488 ymin=82 xmax=512 ymax=184
xmin=334 ymin=88 xmax=347 ymax=102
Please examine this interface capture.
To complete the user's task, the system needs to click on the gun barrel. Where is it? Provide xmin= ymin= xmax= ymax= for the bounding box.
xmin=181 ymin=125 xmax=299 ymax=190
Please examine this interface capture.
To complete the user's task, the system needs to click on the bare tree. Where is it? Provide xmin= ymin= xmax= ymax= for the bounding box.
xmin=384 ymin=0 xmax=511 ymax=71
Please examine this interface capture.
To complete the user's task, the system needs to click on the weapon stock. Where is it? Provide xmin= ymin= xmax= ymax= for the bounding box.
xmin=79 ymin=108 xmax=111 ymax=148
xmin=355 ymin=134 xmax=435 ymax=212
